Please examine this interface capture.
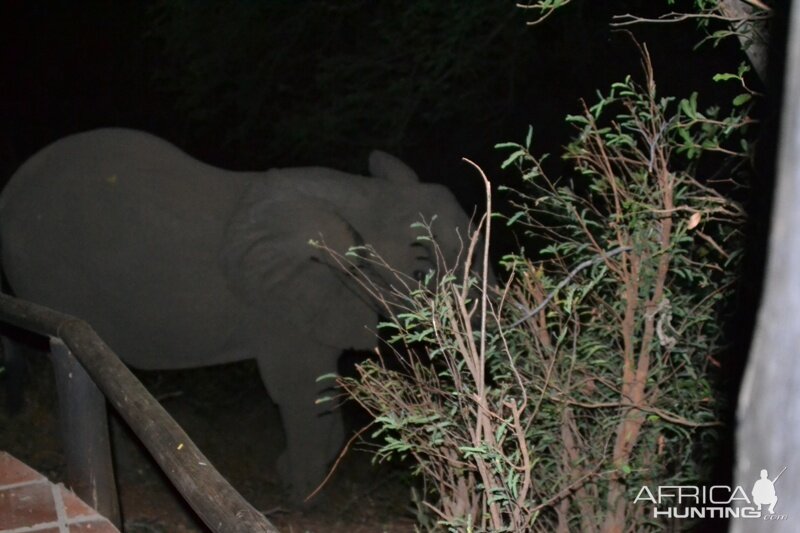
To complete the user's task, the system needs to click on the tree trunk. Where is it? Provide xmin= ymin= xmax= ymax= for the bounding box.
xmin=733 ymin=4 xmax=800 ymax=531
xmin=718 ymin=0 xmax=770 ymax=82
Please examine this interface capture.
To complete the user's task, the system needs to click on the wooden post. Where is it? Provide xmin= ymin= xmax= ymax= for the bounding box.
xmin=49 ymin=338 xmax=121 ymax=528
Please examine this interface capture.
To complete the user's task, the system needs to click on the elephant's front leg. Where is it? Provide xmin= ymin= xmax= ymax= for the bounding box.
xmin=256 ymin=348 xmax=345 ymax=504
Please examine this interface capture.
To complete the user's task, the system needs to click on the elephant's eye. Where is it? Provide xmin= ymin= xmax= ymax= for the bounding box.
xmin=413 ymin=269 xmax=427 ymax=281
xmin=411 ymin=242 xmax=433 ymax=262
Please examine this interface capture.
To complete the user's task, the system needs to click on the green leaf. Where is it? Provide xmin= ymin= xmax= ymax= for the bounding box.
xmin=501 ymin=149 xmax=526 ymax=169
xmin=712 ymin=72 xmax=738 ymax=82
xmin=732 ymin=93 xmax=752 ymax=106
xmin=677 ymin=127 xmax=692 ymax=143
xmin=737 ymin=62 xmax=751 ymax=77
xmin=494 ymin=141 xmax=522 ymax=149
xmin=680 ymin=92 xmax=698 ymax=119
xmin=506 ymin=211 xmax=525 ymax=226
xmin=565 ymin=114 xmax=589 ymax=125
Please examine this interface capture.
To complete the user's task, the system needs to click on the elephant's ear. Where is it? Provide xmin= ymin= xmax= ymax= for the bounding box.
xmin=220 ymin=179 xmax=364 ymax=307
xmin=368 ymin=150 xmax=419 ymax=184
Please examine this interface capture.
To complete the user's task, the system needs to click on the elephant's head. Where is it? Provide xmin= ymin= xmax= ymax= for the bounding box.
xmin=348 ymin=150 xmax=480 ymax=296
xmin=220 ymin=150 xmax=483 ymax=321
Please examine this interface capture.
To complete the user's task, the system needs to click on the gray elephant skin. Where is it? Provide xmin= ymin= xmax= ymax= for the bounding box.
xmin=0 ymin=128 xmax=474 ymax=501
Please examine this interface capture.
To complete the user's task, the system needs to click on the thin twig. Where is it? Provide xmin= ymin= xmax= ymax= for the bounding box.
xmin=509 ymin=245 xmax=632 ymax=327
xmin=305 ymin=421 xmax=374 ymax=502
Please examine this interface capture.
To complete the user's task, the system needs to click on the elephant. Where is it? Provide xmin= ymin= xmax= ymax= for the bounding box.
xmin=0 ymin=128 xmax=477 ymax=502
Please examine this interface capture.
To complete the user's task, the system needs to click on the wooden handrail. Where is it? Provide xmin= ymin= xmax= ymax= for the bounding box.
xmin=0 ymin=293 xmax=280 ymax=533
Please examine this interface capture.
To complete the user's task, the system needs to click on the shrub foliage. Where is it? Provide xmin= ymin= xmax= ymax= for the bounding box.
xmin=337 ymin=47 xmax=748 ymax=532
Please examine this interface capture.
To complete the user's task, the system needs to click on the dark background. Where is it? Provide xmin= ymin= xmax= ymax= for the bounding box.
xmin=0 ymin=1 xmax=746 ymax=211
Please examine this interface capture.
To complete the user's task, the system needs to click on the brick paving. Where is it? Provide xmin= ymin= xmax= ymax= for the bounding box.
xmin=0 ymin=451 xmax=119 ymax=533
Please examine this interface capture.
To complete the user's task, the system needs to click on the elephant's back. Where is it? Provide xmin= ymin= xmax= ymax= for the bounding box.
xmin=1 ymin=128 xmax=249 ymax=216
xmin=0 ymin=129 xmax=253 ymax=368
xmin=0 ymin=128 xmax=249 ymax=272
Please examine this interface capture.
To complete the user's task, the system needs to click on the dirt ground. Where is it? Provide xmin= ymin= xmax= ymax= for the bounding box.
xmin=0 ymin=350 xmax=417 ymax=532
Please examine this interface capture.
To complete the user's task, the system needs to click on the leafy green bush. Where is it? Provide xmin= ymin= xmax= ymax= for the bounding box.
xmin=338 ymin=49 xmax=747 ymax=531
